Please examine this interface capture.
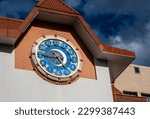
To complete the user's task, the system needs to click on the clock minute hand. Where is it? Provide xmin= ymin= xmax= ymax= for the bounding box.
xmin=57 ymin=57 xmax=67 ymax=69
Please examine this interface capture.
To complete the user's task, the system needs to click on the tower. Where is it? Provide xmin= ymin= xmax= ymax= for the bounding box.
xmin=0 ymin=0 xmax=135 ymax=101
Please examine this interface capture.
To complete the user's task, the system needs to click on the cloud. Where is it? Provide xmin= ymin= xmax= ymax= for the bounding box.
xmin=0 ymin=0 xmax=37 ymax=19
xmin=66 ymin=0 xmax=150 ymax=66
xmin=83 ymin=0 xmax=150 ymax=17
xmin=64 ymin=0 xmax=82 ymax=8
xmin=109 ymin=35 xmax=122 ymax=44
xmin=111 ymin=21 xmax=150 ymax=66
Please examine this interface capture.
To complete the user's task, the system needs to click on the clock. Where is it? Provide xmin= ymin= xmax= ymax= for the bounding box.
xmin=31 ymin=35 xmax=82 ymax=84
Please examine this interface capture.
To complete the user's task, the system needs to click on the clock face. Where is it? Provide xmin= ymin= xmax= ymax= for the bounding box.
xmin=31 ymin=35 xmax=82 ymax=84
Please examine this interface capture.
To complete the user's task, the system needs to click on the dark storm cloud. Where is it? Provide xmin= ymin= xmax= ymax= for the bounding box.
xmin=64 ymin=0 xmax=82 ymax=8
xmin=65 ymin=0 xmax=150 ymax=66
xmin=86 ymin=13 xmax=136 ymax=42
xmin=0 ymin=0 xmax=37 ymax=19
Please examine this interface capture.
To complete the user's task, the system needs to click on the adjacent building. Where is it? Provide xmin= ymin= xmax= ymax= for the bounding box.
xmin=114 ymin=64 xmax=150 ymax=102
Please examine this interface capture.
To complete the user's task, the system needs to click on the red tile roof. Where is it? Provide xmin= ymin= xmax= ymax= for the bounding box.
xmin=37 ymin=0 xmax=79 ymax=15
xmin=100 ymin=44 xmax=135 ymax=57
xmin=0 ymin=17 xmax=23 ymax=40
xmin=0 ymin=17 xmax=23 ymax=29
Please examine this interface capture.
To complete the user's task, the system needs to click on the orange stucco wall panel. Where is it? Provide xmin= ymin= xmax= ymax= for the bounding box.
xmin=15 ymin=21 xmax=96 ymax=80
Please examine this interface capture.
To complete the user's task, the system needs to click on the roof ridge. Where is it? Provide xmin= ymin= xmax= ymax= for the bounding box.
xmin=36 ymin=0 xmax=79 ymax=15
xmin=36 ymin=0 xmax=45 ymax=6
xmin=130 ymin=64 xmax=150 ymax=69
xmin=58 ymin=0 xmax=79 ymax=14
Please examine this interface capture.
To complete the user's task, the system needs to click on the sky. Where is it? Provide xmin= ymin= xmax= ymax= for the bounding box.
xmin=0 ymin=0 xmax=150 ymax=67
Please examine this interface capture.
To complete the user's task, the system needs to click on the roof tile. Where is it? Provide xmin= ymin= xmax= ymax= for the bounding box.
xmin=37 ymin=0 xmax=79 ymax=14
xmin=0 ymin=17 xmax=23 ymax=29
xmin=100 ymin=44 xmax=135 ymax=57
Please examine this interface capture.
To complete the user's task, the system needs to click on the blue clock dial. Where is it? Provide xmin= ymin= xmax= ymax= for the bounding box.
xmin=71 ymin=57 xmax=77 ymax=63
xmin=39 ymin=44 xmax=45 ymax=51
xmin=61 ymin=42 xmax=67 ymax=49
xmin=40 ymin=60 xmax=46 ymax=67
xmin=36 ymin=39 xmax=79 ymax=78
xmin=47 ymin=66 xmax=53 ymax=73
xmin=32 ymin=35 xmax=83 ymax=84
xmin=45 ymin=40 xmax=51 ymax=46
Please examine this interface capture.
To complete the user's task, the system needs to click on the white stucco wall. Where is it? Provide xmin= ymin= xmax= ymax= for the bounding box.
xmin=0 ymin=45 xmax=113 ymax=102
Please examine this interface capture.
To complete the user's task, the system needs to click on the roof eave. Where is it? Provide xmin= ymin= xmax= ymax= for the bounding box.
xmin=0 ymin=29 xmax=21 ymax=45
xmin=100 ymin=45 xmax=135 ymax=82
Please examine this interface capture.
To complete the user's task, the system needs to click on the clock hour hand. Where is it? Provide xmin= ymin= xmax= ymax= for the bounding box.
xmin=52 ymin=52 xmax=67 ymax=69
xmin=41 ymin=52 xmax=54 ymax=58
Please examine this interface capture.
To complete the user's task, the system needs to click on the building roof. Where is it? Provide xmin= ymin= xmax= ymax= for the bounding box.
xmin=0 ymin=17 xmax=23 ymax=44
xmin=112 ymin=85 xmax=147 ymax=102
xmin=0 ymin=0 xmax=135 ymax=81
xmin=37 ymin=0 xmax=79 ymax=14
xmin=0 ymin=17 xmax=23 ymax=29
